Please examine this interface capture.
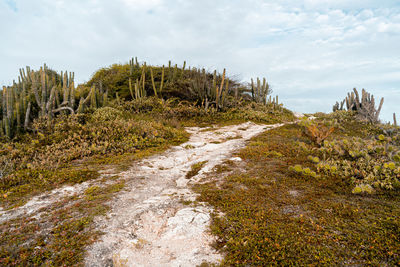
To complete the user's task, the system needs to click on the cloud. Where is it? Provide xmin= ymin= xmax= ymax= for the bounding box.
xmin=5 ymin=0 xmax=17 ymax=11
xmin=0 ymin=0 xmax=399 ymax=121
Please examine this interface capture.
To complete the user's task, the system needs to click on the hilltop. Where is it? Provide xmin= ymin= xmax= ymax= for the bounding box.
xmin=0 ymin=59 xmax=399 ymax=266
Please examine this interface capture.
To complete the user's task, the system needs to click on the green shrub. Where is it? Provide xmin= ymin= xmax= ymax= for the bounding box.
xmin=314 ymin=135 xmax=400 ymax=191
xmin=289 ymin=164 xmax=318 ymax=178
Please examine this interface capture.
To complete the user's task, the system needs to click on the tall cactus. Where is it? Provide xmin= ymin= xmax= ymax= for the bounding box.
xmin=250 ymin=77 xmax=272 ymax=104
xmin=0 ymin=64 xmax=107 ymax=139
xmin=132 ymin=63 xmax=147 ymax=100
xmin=333 ymin=88 xmax=384 ymax=123
xmin=188 ymin=68 xmax=229 ymax=111
xmin=150 ymin=66 xmax=165 ymax=98
xmin=128 ymin=57 xmax=139 ymax=99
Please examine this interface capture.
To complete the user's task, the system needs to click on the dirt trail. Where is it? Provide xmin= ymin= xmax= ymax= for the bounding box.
xmin=85 ymin=121 xmax=285 ymax=267
xmin=0 ymin=121 xmax=286 ymax=266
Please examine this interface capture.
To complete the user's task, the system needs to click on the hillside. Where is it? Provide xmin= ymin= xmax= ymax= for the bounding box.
xmin=0 ymin=60 xmax=399 ymax=266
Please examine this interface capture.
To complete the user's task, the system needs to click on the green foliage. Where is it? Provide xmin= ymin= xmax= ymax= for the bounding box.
xmin=86 ymin=58 xmax=277 ymax=112
xmin=299 ymin=115 xmax=400 ymax=193
xmin=86 ymin=61 xmax=189 ymax=100
xmin=0 ymin=106 xmax=188 ymax=206
xmin=0 ymin=59 xmax=298 ymax=266
xmin=316 ymin=136 xmax=400 ymax=191
xmin=195 ymin=124 xmax=400 ymax=266
xmin=352 ymin=184 xmax=374 ymax=194
xmin=289 ymin=164 xmax=318 ymax=178
xmin=307 ymin=155 xmax=320 ymax=163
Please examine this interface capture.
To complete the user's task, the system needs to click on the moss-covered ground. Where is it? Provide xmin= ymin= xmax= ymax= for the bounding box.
xmin=195 ymin=121 xmax=399 ymax=266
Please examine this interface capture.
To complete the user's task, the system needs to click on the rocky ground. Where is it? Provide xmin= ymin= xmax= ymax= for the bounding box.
xmin=0 ymin=121 xmax=285 ymax=266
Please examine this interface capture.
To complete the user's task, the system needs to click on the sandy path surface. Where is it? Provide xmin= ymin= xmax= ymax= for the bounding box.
xmin=85 ymin=121 xmax=285 ymax=267
xmin=0 ymin=121 xmax=286 ymax=266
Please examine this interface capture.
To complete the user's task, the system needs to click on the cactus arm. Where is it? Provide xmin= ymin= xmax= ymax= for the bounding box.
xmin=221 ymin=78 xmax=229 ymax=107
xmin=46 ymin=86 xmax=56 ymax=116
xmin=6 ymin=87 xmax=13 ymax=121
xmin=150 ymin=68 xmax=157 ymax=98
xmin=82 ymin=86 xmax=94 ymax=106
xmin=2 ymin=87 xmax=6 ymax=119
xmin=251 ymin=78 xmax=254 ymax=101
xmin=173 ymin=64 xmax=178 ymax=80
xmin=212 ymin=70 xmax=217 ymax=100
xmin=375 ymin=97 xmax=384 ymax=121
xmin=262 ymin=78 xmax=267 ymax=104
xmin=142 ymin=65 xmax=146 ymax=97
xmin=24 ymin=102 xmax=31 ymax=130
xmin=5 ymin=117 xmax=11 ymax=139
xmin=353 ymin=88 xmax=361 ymax=110
xmin=52 ymin=106 xmax=75 ymax=115
xmin=16 ymin=101 xmax=21 ymax=130
xmin=103 ymin=90 xmax=108 ymax=106
xmin=90 ymin=86 xmax=97 ymax=109
xmin=40 ymin=67 xmax=46 ymax=112
xmin=160 ymin=66 xmax=164 ymax=97
xmin=135 ymin=80 xmax=139 ymax=99
xmin=76 ymin=97 xmax=85 ymax=113
xmin=70 ymin=85 xmax=75 ymax=109
xmin=116 ymin=92 xmax=120 ymax=105
xmin=129 ymin=78 xmax=134 ymax=99
xmin=216 ymin=69 xmax=226 ymax=108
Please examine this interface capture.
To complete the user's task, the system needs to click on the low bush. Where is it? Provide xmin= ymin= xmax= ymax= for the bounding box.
xmin=300 ymin=115 xmax=400 ymax=193
xmin=0 ymin=106 xmax=188 ymax=205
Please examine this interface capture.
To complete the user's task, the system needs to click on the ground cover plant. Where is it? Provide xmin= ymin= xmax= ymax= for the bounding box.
xmin=195 ymin=114 xmax=399 ymax=266
xmin=0 ymin=59 xmax=295 ymax=266
xmin=0 ymin=59 xmax=293 ymax=208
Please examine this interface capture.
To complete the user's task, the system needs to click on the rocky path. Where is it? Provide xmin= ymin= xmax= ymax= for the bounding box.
xmin=0 ymin=121 xmax=286 ymax=266
xmin=85 ymin=121 xmax=285 ymax=266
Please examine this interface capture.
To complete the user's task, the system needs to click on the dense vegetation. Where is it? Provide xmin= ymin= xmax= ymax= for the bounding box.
xmin=0 ymin=60 xmax=292 ymax=206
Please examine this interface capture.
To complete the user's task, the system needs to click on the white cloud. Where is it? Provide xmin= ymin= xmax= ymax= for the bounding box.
xmin=0 ymin=0 xmax=399 ymax=121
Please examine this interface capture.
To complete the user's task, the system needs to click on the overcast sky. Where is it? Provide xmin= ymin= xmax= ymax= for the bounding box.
xmin=1 ymin=0 xmax=399 ymax=122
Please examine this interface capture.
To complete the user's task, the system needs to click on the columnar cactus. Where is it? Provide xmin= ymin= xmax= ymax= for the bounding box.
xmin=333 ymin=88 xmax=384 ymax=123
xmin=250 ymin=77 xmax=272 ymax=105
xmin=0 ymin=64 xmax=108 ymax=139
xmin=150 ymin=66 xmax=165 ymax=98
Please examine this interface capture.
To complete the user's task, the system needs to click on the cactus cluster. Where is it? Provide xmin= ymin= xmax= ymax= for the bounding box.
xmin=315 ymin=135 xmax=400 ymax=192
xmin=0 ymin=64 xmax=107 ymax=139
xmin=128 ymin=58 xmax=147 ymax=99
xmin=128 ymin=58 xmax=183 ymax=100
xmin=250 ymin=77 xmax=272 ymax=105
xmin=333 ymin=88 xmax=384 ymax=123
xmin=84 ymin=57 xmax=282 ymax=113
xmin=127 ymin=58 xmax=245 ymax=110
xmin=188 ymin=68 xmax=230 ymax=110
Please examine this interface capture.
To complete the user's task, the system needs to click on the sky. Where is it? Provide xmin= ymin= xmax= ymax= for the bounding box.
xmin=1 ymin=0 xmax=399 ymax=122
